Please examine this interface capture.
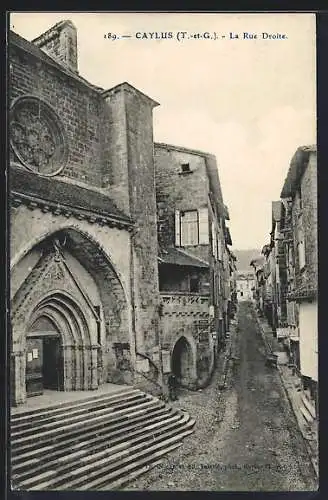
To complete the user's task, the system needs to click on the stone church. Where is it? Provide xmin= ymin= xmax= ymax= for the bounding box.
xmin=9 ymin=20 xmax=234 ymax=406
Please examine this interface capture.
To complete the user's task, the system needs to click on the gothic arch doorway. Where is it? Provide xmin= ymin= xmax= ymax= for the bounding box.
xmin=171 ymin=336 xmax=193 ymax=385
xmin=24 ymin=291 xmax=97 ymax=397
xmin=26 ymin=316 xmax=63 ymax=396
xmin=11 ymin=227 xmax=130 ymax=405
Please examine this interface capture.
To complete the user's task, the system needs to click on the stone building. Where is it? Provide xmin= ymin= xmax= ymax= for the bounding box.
xmin=236 ymin=270 xmax=255 ymax=301
xmin=269 ymin=201 xmax=289 ymax=339
xmin=155 ymin=143 xmax=233 ymax=389
xmin=9 ymin=21 xmax=233 ymax=405
xmin=250 ymin=256 xmax=265 ymax=313
xmin=281 ymin=145 xmax=318 ymax=412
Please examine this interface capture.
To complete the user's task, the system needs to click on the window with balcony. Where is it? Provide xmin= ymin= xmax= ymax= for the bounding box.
xmin=175 ymin=208 xmax=209 ymax=246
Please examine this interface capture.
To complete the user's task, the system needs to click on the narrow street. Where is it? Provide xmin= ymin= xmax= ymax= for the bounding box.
xmin=125 ymin=302 xmax=318 ymax=491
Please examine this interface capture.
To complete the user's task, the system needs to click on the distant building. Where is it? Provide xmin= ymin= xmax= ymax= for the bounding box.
xmin=250 ymin=256 xmax=265 ymax=311
xmin=236 ymin=271 xmax=255 ymax=301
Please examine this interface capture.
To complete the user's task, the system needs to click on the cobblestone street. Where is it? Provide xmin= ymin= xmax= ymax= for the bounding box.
xmin=125 ymin=302 xmax=318 ymax=491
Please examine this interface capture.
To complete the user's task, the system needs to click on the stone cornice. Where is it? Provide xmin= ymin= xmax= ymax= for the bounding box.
xmin=11 ymin=192 xmax=135 ymax=231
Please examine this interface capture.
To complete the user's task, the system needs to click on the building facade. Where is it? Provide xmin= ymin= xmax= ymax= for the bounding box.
xmin=281 ymin=145 xmax=318 ymax=411
xmin=155 ymin=143 xmax=233 ymax=389
xmin=255 ymin=145 xmax=317 ymax=416
xmin=236 ymin=271 xmax=255 ymax=301
xmin=9 ymin=21 xmax=233 ymax=405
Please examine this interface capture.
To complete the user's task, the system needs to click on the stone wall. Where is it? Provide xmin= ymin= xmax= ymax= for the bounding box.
xmin=104 ymin=84 xmax=160 ymax=356
xmin=159 ymin=293 xmax=214 ymax=387
xmin=10 ymin=37 xmax=106 ymax=187
xmin=155 ymin=144 xmax=209 ymax=262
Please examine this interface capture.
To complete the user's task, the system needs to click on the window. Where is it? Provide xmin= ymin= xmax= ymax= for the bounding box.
xmin=181 ymin=210 xmax=198 ymax=246
xmin=198 ymin=208 xmax=209 ymax=244
xmin=175 ymin=208 xmax=209 ymax=246
xmin=190 ymin=276 xmax=200 ymax=293
xmin=180 ymin=163 xmax=191 ymax=173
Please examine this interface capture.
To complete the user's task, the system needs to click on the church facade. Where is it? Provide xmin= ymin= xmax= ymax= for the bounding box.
xmin=9 ymin=20 xmax=233 ymax=405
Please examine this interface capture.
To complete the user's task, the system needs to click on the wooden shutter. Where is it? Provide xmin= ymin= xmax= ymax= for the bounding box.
xmin=198 ymin=207 xmax=209 ymax=244
xmin=211 ymin=222 xmax=216 ymax=256
xmin=175 ymin=210 xmax=181 ymax=246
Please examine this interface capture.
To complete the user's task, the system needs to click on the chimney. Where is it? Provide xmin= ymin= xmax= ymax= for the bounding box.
xmin=32 ymin=20 xmax=78 ymax=73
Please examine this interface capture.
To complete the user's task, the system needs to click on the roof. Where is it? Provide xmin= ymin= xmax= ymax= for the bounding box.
xmin=155 ymin=142 xmax=214 ymax=158
xmin=158 ymin=247 xmax=209 ymax=268
xmin=272 ymin=200 xmax=283 ymax=223
xmin=102 ymin=82 xmax=159 ymax=108
xmin=224 ymin=226 xmax=232 ymax=246
xmin=261 ymin=244 xmax=271 ymax=256
xmin=250 ymin=256 xmax=265 ymax=268
xmin=9 ymin=30 xmax=104 ymax=94
xmin=10 ymin=165 xmax=132 ymax=225
xmin=223 ymin=205 xmax=230 ymax=220
xmin=280 ymin=145 xmax=317 ymax=198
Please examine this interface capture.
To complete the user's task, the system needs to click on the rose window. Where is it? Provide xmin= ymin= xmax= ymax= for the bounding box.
xmin=10 ymin=96 xmax=68 ymax=176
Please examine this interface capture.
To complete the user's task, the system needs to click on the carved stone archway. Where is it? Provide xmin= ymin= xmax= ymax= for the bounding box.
xmin=10 ymin=227 xmax=131 ymax=405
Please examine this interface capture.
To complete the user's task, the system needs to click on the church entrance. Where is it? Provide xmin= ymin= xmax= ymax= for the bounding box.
xmin=26 ymin=331 xmax=64 ymax=397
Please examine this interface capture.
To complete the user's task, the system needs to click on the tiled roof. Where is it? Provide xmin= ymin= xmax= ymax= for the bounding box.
xmin=281 ymin=145 xmax=317 ymax=198
xmin=10 ymin=165 xmax=132 ymax=225
xmin=158 ymin=247 xmax=209 ymax=268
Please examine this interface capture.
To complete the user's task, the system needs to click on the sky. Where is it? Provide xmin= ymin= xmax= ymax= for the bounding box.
xmin=9 ymin=12 xmax=316 ymax=250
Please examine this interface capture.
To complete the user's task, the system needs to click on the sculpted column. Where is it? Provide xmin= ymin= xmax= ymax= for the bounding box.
xmin=11 ymin=350 xmax=26 ymax=405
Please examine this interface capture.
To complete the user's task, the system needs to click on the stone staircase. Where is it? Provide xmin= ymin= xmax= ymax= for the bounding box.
xmin=11 ymin=388 xmax=195 ymax=491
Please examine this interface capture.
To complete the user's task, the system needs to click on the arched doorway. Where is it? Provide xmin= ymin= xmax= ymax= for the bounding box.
xmin=171 ymin=336 xmax=193 ymax=385
xmin=26 ymin=316 xmax=63 ymax=396
xmin=11 ymin=228 xmax=130 ymax=405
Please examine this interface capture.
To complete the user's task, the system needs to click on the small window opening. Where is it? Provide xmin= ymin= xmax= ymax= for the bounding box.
xmin=190 ymin=276 xmax=200 ymax=293
xmin=181 ymin=163 xmax=191 ymax=173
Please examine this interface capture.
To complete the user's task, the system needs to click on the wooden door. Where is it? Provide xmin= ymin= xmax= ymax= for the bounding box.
xmin=43 ymin=336 xmax=63 ymax=390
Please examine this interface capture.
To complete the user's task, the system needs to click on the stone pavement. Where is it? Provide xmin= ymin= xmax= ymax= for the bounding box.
xmin=253 ymin=305 xmax=318 ymax=478
xmin=123 ymin=302 xmax=317 ymax=491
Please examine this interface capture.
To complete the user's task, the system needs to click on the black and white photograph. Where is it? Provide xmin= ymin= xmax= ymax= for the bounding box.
xmin=8 ymin=11 xmax=318 ymax=491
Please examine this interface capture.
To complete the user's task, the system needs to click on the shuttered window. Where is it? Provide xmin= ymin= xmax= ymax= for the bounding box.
xmin=211 ymin=222 xmax=216 ymax=256
xmin=175 ymin=210 xmax=181 ymax=246
xmin=175 ymin=207 xmax=209 ymax=246
xmin=180 ymin=210 xmax=198 ymax=246
xmin=198 ymin=207 xmax=209 ymax=244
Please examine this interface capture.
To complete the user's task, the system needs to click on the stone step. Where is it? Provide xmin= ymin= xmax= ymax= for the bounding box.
xmin=12 ymin=397 xmax=164 ymax=449
xmin=11 ymin=392 xmax=147 ymax=435
xmin=11 ymin=390 xmax=195 ymax=491
xmin=11 ymin=387 xmax=139 ymax=424
xmin=13 ymin=412 xmax=186 ymax=485
xmin=68 ymin=426 xmax=195 ymax=491
xmin=13 ymin=409 xmax=180 ymax=478
xmin=91 ymin=442 xmax=183 ymax=491
xmin=25 ymin=422 xmax=195 ymax=490
xmin=301 ymin=393 xmax=316 ymax=420
xmin=300 ymin=403 xmax=314 ymax=425
xmin=12 ymin=406 xmax=171 ymax=466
